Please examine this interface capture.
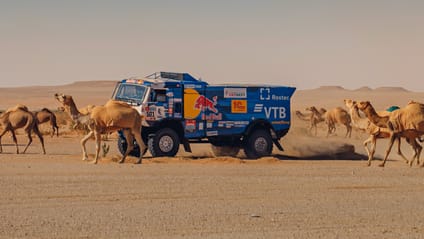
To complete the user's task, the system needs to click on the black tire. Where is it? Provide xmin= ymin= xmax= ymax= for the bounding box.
xmin=211 ymin=145 xmax=240 ymax=157
xmin=148 ymin=128 xmax=180 ymax=157
xmin=243 ymin=129 xmax=273 ymax=159
xmin=117 ymin=135 xmax=147 ymax=157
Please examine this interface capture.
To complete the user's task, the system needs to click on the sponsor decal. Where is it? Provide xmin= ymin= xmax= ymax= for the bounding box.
xmin=224 ymin=88 xmax=247 ymax=98
xmin=231 ymin=100 xmax=247 ymax=113
xmin=260 ymin=88 xmax=271 ymax=100
xmin=201 ymin=113 xmax=222 ymax=121
xmin=254 ymin=104 xmax=263 ymax=113
xmin=206 ymin=131 xmax=218 ymax=136
xmin=272 ymin=120 xmax=290 ymax=125
xmin=260 ymin=87 xmax=290 ymax=101
xmin=253 ymin=104 xmax=287 ymax=119
xmin=184 ymin=88 xmax=220 ymax=119
xmin=194 ymin=95 xmax=218 ymax=113
xmin=217 ymin=121 xmax=249 ymax=128
xmin=185 ymin=119 xmax=196 ymax=133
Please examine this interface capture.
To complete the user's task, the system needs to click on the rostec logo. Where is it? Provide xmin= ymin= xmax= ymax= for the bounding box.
xmin=194 ymin=95 xmax=218 ymax=113
xmin=260 ymin=88 xmax=270 ymax=100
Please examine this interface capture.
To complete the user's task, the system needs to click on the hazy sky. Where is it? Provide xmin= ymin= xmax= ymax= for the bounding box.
xmin=1 ymin=0 xmax=423 ymax=91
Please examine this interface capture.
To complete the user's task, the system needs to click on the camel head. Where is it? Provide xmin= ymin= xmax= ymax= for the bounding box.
xmin=344 ymin=99 xmax=356 ymax=109
xmin=356 ymin=101 xmax=371 ymax=111
xmin=305 ymin=106 xmax=317 ymax=112
xmin=54 ymin=93 xmax=73 ymax=107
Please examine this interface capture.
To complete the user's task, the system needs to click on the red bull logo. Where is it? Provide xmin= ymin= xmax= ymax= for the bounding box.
xmin=194 ymin=95 xmax=218 ymax=113
xmin=184 ymin=88 xmax=221 ymax=120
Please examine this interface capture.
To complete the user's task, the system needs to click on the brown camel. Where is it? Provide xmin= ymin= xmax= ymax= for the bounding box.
xmin=0 ymin=105 xmax=46 ymax=154
xmin=35 ymin=108 xmax=59 ymax=137
xmin=344 ymin=99 xmax=408 ymax=166
xmin=357 ymin=100 xmax=424 ymax=167
xmin=356 ymin=101 xmax=390 ymax=128
xmin=383 ymin=101 xmax=424 ymax=167
xmin=295 ymin=110 xmax=311 ymax=121
xmin=306 ymin=106 xmax=351 ymax=137
xmin=325 ymin=107 xmax=352 ymax=138
xmin=54 ymin=93 xmax=146 ymax=164
xmin=53 ymin=94 xmax=92 ymax=128
xmin=304 ymin=106 xmax=327 ymax=136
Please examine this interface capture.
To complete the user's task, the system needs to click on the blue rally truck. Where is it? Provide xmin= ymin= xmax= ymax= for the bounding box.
xmin=111 ymin=72 xmax=296 ymax=159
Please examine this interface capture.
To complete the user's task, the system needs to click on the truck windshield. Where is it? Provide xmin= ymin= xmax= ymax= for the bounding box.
xmin=113 ymin=84 xmax=147 ymax=105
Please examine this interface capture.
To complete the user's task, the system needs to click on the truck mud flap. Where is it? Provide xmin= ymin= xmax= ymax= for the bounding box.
xmin=182 ymin=138 xmax=192 ymax=153
xmin=273 ymin=139 xmax=284 ymax=151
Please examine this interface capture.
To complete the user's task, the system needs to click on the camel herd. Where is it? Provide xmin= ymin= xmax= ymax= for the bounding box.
xmin=0 ymin=93 xmax=146 ymax=164
xmin=296 ymin=99 xmax=424 ymax=167
xmin=1 ymin=93 xmax=423 ymax=168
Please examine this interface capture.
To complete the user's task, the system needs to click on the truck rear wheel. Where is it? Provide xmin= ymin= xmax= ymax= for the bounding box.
xmin=211 ymin=145 xmax=240 ymax=157
xmin=148 ymin=128 xmax=180 ymax=157
xmin=243 ymin=129 xmax=273 ymax=159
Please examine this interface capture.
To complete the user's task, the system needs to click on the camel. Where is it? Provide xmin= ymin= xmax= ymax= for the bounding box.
xmin=344 ymin=99 xmax=408 ymax=166
xmin=306 ymin=106 xmax=351 ymax=137
xmin=0 ymin=105 xmax=46 ymax=154
xmin=35 ymin=108 xmax=59 ymax=137
xmin=54 ymin=93 xmax=146 ymax=164
xmin=357 ymin=100 xmax=424 ymax=167
xmin=53 ymin=94 xmax=93 ymax=128
xmin=325 ymin=107 xmax=352 ymax=138
xmin=356 ymin=101 xmax=390 ymax=128
xmin=304 ymin=106 xmax=327 ymax=136
xmin=295 ymin=110 xmax=311 ymax=121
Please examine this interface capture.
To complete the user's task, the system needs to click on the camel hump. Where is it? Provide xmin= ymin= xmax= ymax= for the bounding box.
xmin=5 ymin=104 xmax=29 ymax=113
xmin=105 ymin=100 xmax=131 ymax=108
xmin=40 ymin=108 xmax=53 ymax=114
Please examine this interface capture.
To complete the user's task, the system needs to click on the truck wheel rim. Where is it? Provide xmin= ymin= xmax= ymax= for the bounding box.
xmin=159 ymin=136 xmax=173 ymax=152
xmin=255 ymin=137 xmax=267 ymax=153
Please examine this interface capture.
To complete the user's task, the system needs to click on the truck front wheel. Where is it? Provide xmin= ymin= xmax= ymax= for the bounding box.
xmin=118 ymin=135 xmax=147 ymax=157
xmin=243 ymin=129 xmax=273 ymax=159
xmin=148 ymin=128 xmax=180 ymax=157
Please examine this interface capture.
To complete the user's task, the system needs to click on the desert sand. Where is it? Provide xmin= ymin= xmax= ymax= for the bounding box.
xmin=1 ymin=82 xmax=424 ymax=238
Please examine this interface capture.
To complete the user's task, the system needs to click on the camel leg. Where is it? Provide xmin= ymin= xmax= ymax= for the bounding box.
xmin=346 ymin=125 xmax=352 ymax=138
xmin=92 ymin=131 xmax=102 ymax=164
xmin=414 ymin=140 xmax=422 ymax=166
xmin=381 ymin=133 xmax=397 ymax=167
xmin=50 ymin=123 xmax=55 ymax=137
xmin=118 ymin=129 xmax=134 ymax=164
xmin=10 ymin=130 xmax=20 ymax=154
xmin=407 ymin=138 xmax=422 ymax=167
xmin=326 ymin=123 xmax=331 ymax=137
xmin=308 ymin=123 xmax=314 ymax=136
xmin=22 ymin=130 xmax=33 ymax=154
xmin=0 ymin=128 xmax=9 ymax=153
xmin=33 ymin=124 xmax=46 ymax=154
xmin=363 ymin=135 xmax=376 ymax=166
xmin=51 ymin=121 xmax=59 ymax=137
xmin=394 ymin=137 xmax=408 ymax=164
xmin=132 ymin=130 xmax=146 ymax=164
xmin=81 ymin=131 xmax=94 ymax=161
